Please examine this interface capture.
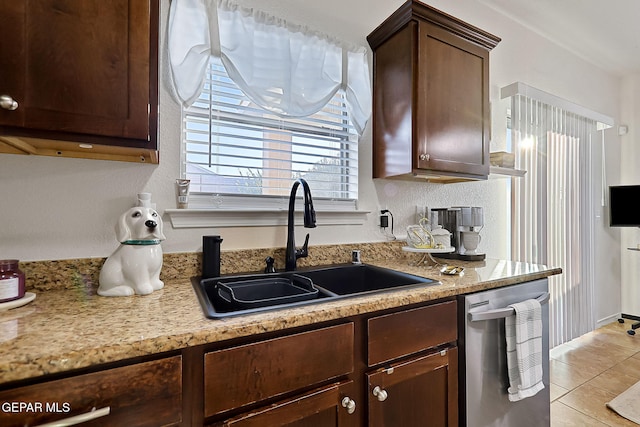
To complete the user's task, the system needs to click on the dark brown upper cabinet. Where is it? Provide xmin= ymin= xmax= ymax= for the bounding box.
xmin=0 ymin=0 xmax=159 ymax=163
xmin=367 ymin=1 xmax=500 ymax=182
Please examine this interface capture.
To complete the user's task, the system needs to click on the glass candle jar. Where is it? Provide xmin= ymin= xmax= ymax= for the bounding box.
xmin=0 ymin=260 xmax=26 ymax=303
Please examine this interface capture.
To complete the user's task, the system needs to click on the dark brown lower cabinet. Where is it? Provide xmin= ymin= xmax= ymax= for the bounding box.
xmin=0 ymin=355 xmax=182 ymax=427
xmin=367 ymin=347 xmax=458 ymax=427
xmin=219 ymin=381 xmax=358 ymax=427
xmin=201 ymin=301 xmax=457 ymax=426
xmin=0 ymin=300 xmax=458 ymax=427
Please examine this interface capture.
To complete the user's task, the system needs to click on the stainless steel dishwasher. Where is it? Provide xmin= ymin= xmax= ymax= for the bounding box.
xmin=459 ymin=279 xmax=550 ymax=427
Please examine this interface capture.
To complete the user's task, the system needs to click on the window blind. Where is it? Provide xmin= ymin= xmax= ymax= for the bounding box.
xmin=182 ymin=57 xmax=359 ymax=201
xmin=510 ymin=93 xmax=599 ymax=348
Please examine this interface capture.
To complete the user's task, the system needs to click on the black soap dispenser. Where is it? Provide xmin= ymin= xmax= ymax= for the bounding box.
xmin=202 ymin=235 xmax=223 ymax=279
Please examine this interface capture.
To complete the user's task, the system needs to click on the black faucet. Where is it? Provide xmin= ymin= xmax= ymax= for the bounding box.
xmin=285 ymin=178 xmax=316 ymax=271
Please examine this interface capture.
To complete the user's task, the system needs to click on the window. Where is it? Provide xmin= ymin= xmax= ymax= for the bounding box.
xmin=181 ymin=57 xmax=359 ymax=204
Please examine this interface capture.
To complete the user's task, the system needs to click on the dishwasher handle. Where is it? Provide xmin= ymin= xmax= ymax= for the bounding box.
xmin=469 ymin=292 xmax=550 ymax=322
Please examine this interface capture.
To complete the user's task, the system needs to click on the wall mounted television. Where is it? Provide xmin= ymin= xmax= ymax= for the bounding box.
xmin=609 ymin=185 xmax=640 ymax=227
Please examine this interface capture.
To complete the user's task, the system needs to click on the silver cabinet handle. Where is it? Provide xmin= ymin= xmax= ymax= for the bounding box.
xmin=35 ymin=406 xmax=110 ymax=427
xmin=419 ymin=153 xmax=430 ymax=161
xmin=372 ymin=385 xmax=388 ymax=401
xmin=341 ymin=396 xmax=356 ymax=414
xmin=0 ymin=94 xmax=18 ymax=110
xmin=469 ymin=292 xmax=550 ymax=322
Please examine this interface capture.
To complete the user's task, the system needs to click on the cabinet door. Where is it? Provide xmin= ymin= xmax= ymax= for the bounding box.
xmin=219 ymin=381 xmax=358 ymax=427
xmin=0 ymin=355 xmax=182 ymax=427
xmin=415 ymin=21 xmax=490 ymax=178
xmin=0 ymin=1 xmax=26 ymax=127
xmin=367 ymin=347 xmax=458 ymax=427
xmin=0 ymin=0 xmax=157 ymax=146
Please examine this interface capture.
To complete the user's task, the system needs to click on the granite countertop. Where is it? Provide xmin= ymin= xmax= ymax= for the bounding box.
xmin=0 ymin=254 xmax=561 ymax=386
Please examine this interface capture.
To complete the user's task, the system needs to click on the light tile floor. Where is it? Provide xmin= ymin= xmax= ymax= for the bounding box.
xmin=551 ymin=319 xmax=640 ymax=426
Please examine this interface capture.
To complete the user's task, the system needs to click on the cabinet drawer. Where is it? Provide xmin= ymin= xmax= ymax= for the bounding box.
xmin=0 ymin=355 xmax=182 ymax=427
xmin=220 ymin=381 xmax=357 ymax=427
xmin=368 ymin=300 xmax=456 ymax=366
xmin=204 ymin=323 xmax=354 ymax=417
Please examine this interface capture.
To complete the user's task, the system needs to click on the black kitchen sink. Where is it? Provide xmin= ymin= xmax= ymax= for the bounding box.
xmin=192 ymin=272 xmax=338 ymax=319
xmin=192 ymin=264 xmax=440 ymax=319
xmin=296 ymin=264 xmax=439 ymax=296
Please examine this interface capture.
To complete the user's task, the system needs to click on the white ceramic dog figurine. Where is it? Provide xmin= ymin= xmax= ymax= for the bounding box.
xmin=98 ymin=206 xmax=166 ymax=297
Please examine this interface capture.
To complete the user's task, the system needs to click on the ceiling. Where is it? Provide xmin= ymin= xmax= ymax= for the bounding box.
xmin=257 ymin=0 xmax=640 ymax=77
xmin=480 ymin=0 xmax=640 ymax=77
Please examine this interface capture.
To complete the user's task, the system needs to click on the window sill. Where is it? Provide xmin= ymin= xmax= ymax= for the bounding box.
xmin=165 ymin=208 xmax=371 ymax=228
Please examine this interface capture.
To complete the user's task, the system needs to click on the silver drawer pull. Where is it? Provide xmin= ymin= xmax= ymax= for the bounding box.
xmin=0 ymin=94 xmax=18 ymax=110
xmin=372 ymin=385 xmax=388 ymax=401
xmin=35 ymin=406 xmax=110 ymax=427
xmin=469 ymin=292 xmax=550 ymax=322
xmin=341 ymin=396 xmax=356 ymax=414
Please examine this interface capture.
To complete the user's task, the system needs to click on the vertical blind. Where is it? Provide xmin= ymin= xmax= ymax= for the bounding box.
xmin=182 ymin=57 xmax=359 ymax=200
xmin=511 ymin=93 xmax=599 ymax=347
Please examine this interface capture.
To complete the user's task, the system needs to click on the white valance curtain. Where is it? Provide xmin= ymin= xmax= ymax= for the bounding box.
xmin=168 ymin=0 xmax=372 ymax=136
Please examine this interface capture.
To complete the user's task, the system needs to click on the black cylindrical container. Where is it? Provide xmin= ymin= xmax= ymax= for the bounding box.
xmin=202 ymin=235 xmax=223 ymax=279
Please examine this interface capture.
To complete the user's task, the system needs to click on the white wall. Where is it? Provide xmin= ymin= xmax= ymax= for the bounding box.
xmin=619 ymin=75 xmax=640 ymax=318
xmin=0 ymin=0 xmax=623 ymax=327
xmin=594 ymin=127 xmax=623 ymax=326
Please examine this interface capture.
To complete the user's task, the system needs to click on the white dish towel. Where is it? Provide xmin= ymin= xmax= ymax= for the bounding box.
xmin=505 ymin=298 xmax=545 ymax=402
